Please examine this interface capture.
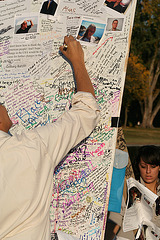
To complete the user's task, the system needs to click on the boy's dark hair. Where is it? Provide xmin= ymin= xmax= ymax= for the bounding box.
xmin=134 ymin=145 xmax=160 ymax=180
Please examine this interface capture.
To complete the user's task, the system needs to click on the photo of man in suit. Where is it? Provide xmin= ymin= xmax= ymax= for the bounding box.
xmin=40 ymin=0 xmax=58 ymax=16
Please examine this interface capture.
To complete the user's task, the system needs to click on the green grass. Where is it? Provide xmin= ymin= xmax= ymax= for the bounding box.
xmin=122 ymin=127 xmax=160 ymax=146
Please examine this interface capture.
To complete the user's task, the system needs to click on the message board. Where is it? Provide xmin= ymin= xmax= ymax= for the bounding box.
xmin=0 ymin=0 xmax=137 ymax=239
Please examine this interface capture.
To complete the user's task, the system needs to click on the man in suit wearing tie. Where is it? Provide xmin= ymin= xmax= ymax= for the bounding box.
xmin=40 ymin=0 xmax=58 ymax=16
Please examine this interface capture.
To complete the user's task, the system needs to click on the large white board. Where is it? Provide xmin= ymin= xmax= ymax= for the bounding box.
xmin=0 ymin=0 xmax=137 ymax=239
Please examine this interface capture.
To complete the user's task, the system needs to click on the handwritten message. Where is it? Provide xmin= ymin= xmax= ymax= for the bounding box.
xmin=0 ymin=0 xmax=137 ymax=239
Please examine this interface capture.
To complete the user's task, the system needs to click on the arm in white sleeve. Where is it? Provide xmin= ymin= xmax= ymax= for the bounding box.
xmin=36 ymin=92 xmax=100 ymax=167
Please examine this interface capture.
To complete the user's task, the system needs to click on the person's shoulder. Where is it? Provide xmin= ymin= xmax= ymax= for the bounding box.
xmin=42 ymin=0 xmax=48 ymax=4
xmin=51 ymin=0 xmax=57 ymax=6
xmin=157 ymin=180 xmax=160 ymax=196
xmin=16 ymin=28 xmax=21 ymax=33
xmin=81 ymin=37 xmax=89 ymax=42
xmin=41 ymin=1 xmax=48 ymax=9
xmin=91 ymin=36 xmax=96 ymax=43
xmin=12 ymin=128 xmax=39 ymax=140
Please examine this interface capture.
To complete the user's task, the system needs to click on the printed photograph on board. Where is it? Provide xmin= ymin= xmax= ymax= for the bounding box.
xmin=106 ymin=18 xmax=124 ymax=32
xmin=104 ymin=0 xmax=132 ymax=14
xmin=128 ymin=186 xmax=142 ymax=209
xmin=15 ymin=15 xmax=38 ymax=34
xmin=40 ymin=0 xmax=58 ymax=16
xmin=77 ymin=19 xmax=106 ymax=45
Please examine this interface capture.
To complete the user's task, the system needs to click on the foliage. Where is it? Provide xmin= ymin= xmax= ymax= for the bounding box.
xmin=131 ymin=0 xmax=159 ymax=67
xmin=125 ymin=53 xmax=149 ymax=102
xmin=122 ymin=0 xmax=160 ymax=128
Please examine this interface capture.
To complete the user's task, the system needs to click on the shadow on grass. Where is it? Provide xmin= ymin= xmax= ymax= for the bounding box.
xmin=122 ymin=127 xmax=160 ymax=146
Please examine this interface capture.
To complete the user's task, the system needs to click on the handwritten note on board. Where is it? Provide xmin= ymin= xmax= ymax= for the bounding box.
xmin=0 ymin=0 xmax=137 ymax=239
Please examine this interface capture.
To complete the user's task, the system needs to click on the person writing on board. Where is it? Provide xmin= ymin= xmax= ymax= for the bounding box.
xmin=16 ymin=20 xmax=34 ymax=34
xmin=0 ymin=35 xmax=100 ymax=239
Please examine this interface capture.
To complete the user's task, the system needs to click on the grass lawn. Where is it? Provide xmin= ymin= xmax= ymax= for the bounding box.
xmin=122 ymin=127 xmax=160 ymax=146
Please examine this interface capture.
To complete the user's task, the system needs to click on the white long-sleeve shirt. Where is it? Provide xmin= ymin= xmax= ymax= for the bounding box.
xmin=0 ymin=92 xmax=100 ymax=240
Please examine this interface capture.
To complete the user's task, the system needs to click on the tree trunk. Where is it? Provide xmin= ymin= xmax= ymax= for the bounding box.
xmin=146 ymin=92 xmax=153 ymax=128
xmin=141 ymin=47 xmax=160 ymax=128
xmin=141 ymin=98 xmax=148 ymax=128
xmin=124 ymin=106 xmax=128 ymax=127
xmin=149 ymin=99 xmax=160 ymax=127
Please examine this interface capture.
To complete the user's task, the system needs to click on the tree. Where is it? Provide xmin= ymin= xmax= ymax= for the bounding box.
xmin=124 ymin=0 xmax=160 ymax=128
xmin=140 ymin=47 xmax=160 ymax=128
xmin=123 ymin=54 xmax=149 ymax=127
